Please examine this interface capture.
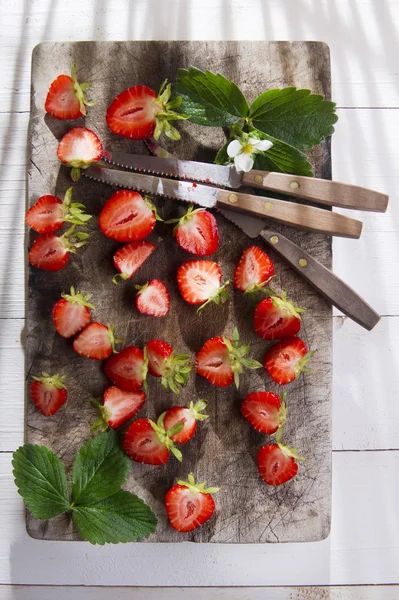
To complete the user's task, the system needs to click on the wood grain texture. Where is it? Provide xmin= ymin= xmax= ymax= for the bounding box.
xmin=26 ymin=41 xmax=333 ymax=543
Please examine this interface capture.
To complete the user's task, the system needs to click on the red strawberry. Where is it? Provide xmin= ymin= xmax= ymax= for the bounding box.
xmin=45 ymin=64 xmax=95 ymax=120
xmin=30 ymin=372 xmax=67 ymax=416
xmin=28 ymin=226 xmax=89 ymax=272
xmin=104 ymin=345 xmax=146 ymax=392
xmin=52 ymin=286 xmax=94 ymax=338
xmin=57 ymin=127 xmax=103 ymax=182
xmin=25 ymin=187 xmax=92 ymax=234
xmin=177 ymin=260 xmax=229 ymax=311
xmin=163 ymin=400 xmax=208 ymax=444
xmin=145 ymin=339 xmax=191 ymax=394
xmin=167 ymin=206 xmax=219 ymax=256
xmin=123 ymin=414 xmax=183 ymax=465
xmin=73 ymin=323 xmax=121 ymax=360
xmin=258 ymin=431 xmax=306 ymax=486
xmin=135 ymin=280 xmax=170 ymax=317
xmin=106 ymin=80 xmax=186 ymax=141
xmin=195 ymin=327 xmax=262 ymax=388
xmin=99 ymin=190 xmax=161 ymax=243
xmin=165 ymin=473 xmax=219 ymax=532
xmin=91 ymin=386 xmax=146 ymax=431
xmin=234 ymin=246 xmax=274 ymax=293
xmin=254 ymin=291 xmax=305 ymax=340
xmin=264 ymin=336 xmax=315 ymax=385
xmin=113 ymin=241 xmax=156 ymax=284
xmin=241 ymin=391 xmax=287 ymax=435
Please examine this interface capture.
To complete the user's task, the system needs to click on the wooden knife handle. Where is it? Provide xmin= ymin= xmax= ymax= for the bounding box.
xmin=216 ymin=189 xmax=363 ymax=239
xmin=259 ymin=229 xmax=380 ymax=330
xmin=242 ymin=170 xmax=389 ymax=212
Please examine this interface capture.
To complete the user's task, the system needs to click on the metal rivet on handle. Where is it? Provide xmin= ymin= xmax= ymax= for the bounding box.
xmin=269 ymin=235 xmax=279 ymax=245
xmin=254 ymin=174 xmax=263 ymax=184
xmin=289 ymin=180 xmax=300 ymax=190
xmin=264 ymin=202 xmax=273 ymax=211
xmin=299 ymin=258 xmax=308 ymax=267
xmin=228 ymin=193 xmax=238 ymax=204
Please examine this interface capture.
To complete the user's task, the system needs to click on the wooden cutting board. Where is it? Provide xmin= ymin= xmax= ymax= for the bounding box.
xmin=26 ymin=41 xmax=332 ymax=543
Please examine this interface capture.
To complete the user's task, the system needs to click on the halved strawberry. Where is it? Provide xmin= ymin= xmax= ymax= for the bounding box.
xmin=254 ymin=291 xmax=305 ymax=340
xmin=258 ymin=430 xmax=306 ymax=486
xmin=25 ymin=187 xmax=92 ymax=234
xmin=30 ymin=372 xmax=67 ymax=416
xmin=167 ymin=206 xmax=219 ymax=256
xmin=106 ymin=80 xmax=187 ymax=141
xmin=73 ymin=323 xmax=121 ymax=360
xmin=145 ymin=339 xmax=191 ymax=394
xmin=104 ymin=345 xmax=146 ymax=392
xmin=57 ymin=127 xmax=103 ymax=181
xmin=45 ymin=64 xmax=95 ymax=120
xmin=195 ymin=327 xmax=262 ymax=388
xmin=99 ymin=190 xmax=161 ymax=243
xmin=135 ymin=280 xmax=170 ymax=317
xmin=28 ymin=226 xmax=89 ymax=272
xmin=234 ymin=246 xmax=274 ymax=293
xmin=165 ymin=473 xmax=219 ymax=532
xmin=163 ymin=400 xmax=208 ymax=444
xmin=113 ymin=241 xmax=156 ymax=284
xmin=52 ymin=286 xmax=94 ymax=338
xmin=264 ymin=336 xmax=316 ymax=385
xmin=91 ymin=386 xmax=146 ymax=431
xmin=177 ymin=260 xmax=229 ymax=311
xmin=123 ymin=414 xmax=183 ymax=465
xmin=241 ymin=391 xmax=287 ymax=435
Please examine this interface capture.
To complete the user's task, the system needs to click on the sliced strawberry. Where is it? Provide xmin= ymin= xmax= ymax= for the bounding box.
xmin=45 ymin=63 xmax=95 ymax=120
xmin=135 ymin=280 xmax=170 ymax=317
xmin=25 ymin=187 xmax=92 ymax=234
xmin=177 ymin=260 xmax=229 ymax=311
xmin=264 ymin=336 xmax=315 ymax=385
xmin=195 ymin=327 xmax=262 ymax=388
xmin=30 ymin=372 xmax=67 ymax=416
xmin=254 ymin=291 xmax=304 ymax=340
xmin=28 ymin=226 xmax=89 ymax=272
xmin=257 ymin=432 xmax=306 ymax=486
xmin=165 ymin=473 xmax=219 ymax=532
xmin=52 ymin=286 xmax=94 ymax=338
xmin=168 ymin=206 xmax=219 ymax=256
xmin=106 ymin=80 xmax=187 ymax=141
xmin=92 ymin=386 xmax=146 ymax=430
xmin=73 ymin=322 xmax=120 ymax=360
xmin=104 ymin=345 xmax=146 ymax=392
xmin=113 ymin=241 xmax=156 ymax=284
xmin=123 ymin=414 xmax=182 ymax=465
xmin=163 ymin=400 xmax=208 ymax=444
xmin=145 ymin=339 xmax=191 ymax=394
xmin=99 ymin=191 xmax=160 ymax=243
xmin=57 ymin=127 xmax=103 ymax=181
xmin=241 ymin=391 xmax=287 ymax=435
xmin=234 ymin=246 xmax=274 ymax=293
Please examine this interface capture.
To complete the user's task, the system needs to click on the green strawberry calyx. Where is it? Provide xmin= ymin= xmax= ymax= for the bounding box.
xmin=222 ymin=327 xmax=263 ymax=389
xmin=61 ymin=285 xmax=95 ymax=309
xmin=176 ymin=472 xmax=219 ymax=495
xmin=149 ymin=413 xmax=184 ymax=462
xmin=32 ymin=372 xmax=67 ymax=389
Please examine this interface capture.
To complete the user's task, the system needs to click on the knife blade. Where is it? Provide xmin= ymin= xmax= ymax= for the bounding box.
xmin=84 ymin=165 xmax=363 ymax=239
xmin=104 ymin=147 xmax=388 ymax=213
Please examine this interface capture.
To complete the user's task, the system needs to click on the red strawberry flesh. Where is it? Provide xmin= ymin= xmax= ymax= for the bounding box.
xmin=104 ymin=346 xmax=145 ymax=391
xmin=163 ymin=407 xmax=196 ymax=443
xmin=264 ymin=336 xmax=314 ymax=385
xmin=177 ymin=260 xmax=222 ymax=305
xmin=146 ymin=339 xmax=173 ymax=377
xmin=73 ymin=322 xmax=113 ymax=360
xmin=241 ymin=391 xmax=285 ymax=434
xmin=25 ymin=195 xmax=64 ymax=234
xmin=106 ymin=85 xmax=160 ymax=139
xmin=136 ymin=280 xmax=170 ymax=317
xmin=52 ymin=299 xmax=91 ymax=339
xmin=234 ymin=246 xmax=274 ymax=293
xmin=103 ymin=386 xmax=146 ymax=428
xmin=123 ymin=418 xmax=169 ymax=464
xmin=113 ymin=241 xmax=156 ymax=282
xmin=195 ymin=337 xmax=234 ymax=387
xmin=30 ymin=373 xmax=67 ymax=417
xmin=45 ymin=74 xmax=82 ymax=120
xmin=57 ymin=127 xmax=103 ymax=167
xmin=174 ymin=208 xmax=219 ymax=256
xmin=99 ymin=190 xmax=156 ymax=242
xmin=28 ymin=234 xmax=69 ymax=271
xmin=258 ymin=444 xmax=298 ymax=486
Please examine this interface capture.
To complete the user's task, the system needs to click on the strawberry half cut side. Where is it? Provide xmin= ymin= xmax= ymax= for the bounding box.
xmin=91 ymin=386 xmax=146 ymax=431
xmin=45 ymin=63 xmax=96 ymax=120
xmin=167 ymin=206 xmax=219 ymax=256
xmin=241 ymin=391 xmax=287 ymax=435
xmin=99 ymin=191 xmax=161 ymax=243
xmin=57 ymin=127 xmax=103 ymax=181
xmin=257 ymin=429 xmax=306 ymax=486
xmin=30 ymin=372 xmax=68 ymax=416
xmin=135 ymin=280 xmax=170 ymax=317
xmin=163 ymin=400 xmax=209 ymax=444
xmin=264 ymin=336 xmax=316 ymax=385
xmin=234 ymin=245 xmax=274 ymax=294
xmin=28 ymin=225 xmax=89 ymax=272
xmin=103 ymin=345 xmax=146 ymax=392
xmin=73 ymin=323 xmax=122 ymax=360
xmin=26 ymin=187 xmax=92 ymax=234
xmin=177 ymin=260 xmax=230 ymax=312
xmin=113 ymin=241 xmax=156 ymax=284
xmin=52 ymin=286 xmax=94 ymax=338
xmin=145 ymin=339 xmax=191 ymax=394
xmin=165 ymin=473 xmax=219 ymax=532
xmin=254 ymin=290 xmax=305 ymax=340
xmin=123 ymin=413 xmax=183 ymax=465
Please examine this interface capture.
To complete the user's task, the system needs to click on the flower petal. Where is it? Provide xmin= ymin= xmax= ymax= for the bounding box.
xmin=227 ymin=139 xmax=243 ymax=158
xmin=253 ymin=139 xmax=274 ymax=152
xmin=234 ymin=152 xmax=254 ymax=173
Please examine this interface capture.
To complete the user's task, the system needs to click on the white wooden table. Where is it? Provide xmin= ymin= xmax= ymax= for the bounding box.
xmin=1 ymin=1 xmax=398 ymax=598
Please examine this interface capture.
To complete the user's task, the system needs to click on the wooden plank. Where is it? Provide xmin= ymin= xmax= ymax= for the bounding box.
xmin=25 ymin=40 xmax=332 ymax=544
xmin=2 ymin=584 xmax=399 ymax=600
xmin=1 ymin=0 xmax=399 ymax=111
xmin=2 ymin=451 xmax=399 ymax=585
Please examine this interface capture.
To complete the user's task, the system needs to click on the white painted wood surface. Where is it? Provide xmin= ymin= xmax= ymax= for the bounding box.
xmin=1 ymin=0 xmax=398 ymax=594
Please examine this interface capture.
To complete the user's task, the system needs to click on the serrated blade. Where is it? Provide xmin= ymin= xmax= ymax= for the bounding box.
xmin=103 ymin=149 xmax=243 ymax=189
xmin=84 ymin=165 xmax=218 ymax=208
xmin=219 ymin=208 xmax=266 ymax=238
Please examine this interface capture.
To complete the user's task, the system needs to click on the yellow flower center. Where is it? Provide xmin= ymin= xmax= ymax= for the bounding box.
xmin=242 ymin=143 xmax=253 ymax=155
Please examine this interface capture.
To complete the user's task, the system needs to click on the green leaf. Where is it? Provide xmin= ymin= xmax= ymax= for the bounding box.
xmin=12 ymin=445 xmax=70 ymax=519
xmin=250 ymin=128 xmax=314 ymax=176
xmin=249 ymin=87 xmax=338 ymax=149
xmin=214 ymin=141 xmax=230 ymax=165
xmin=73 ymin=490 xmax=157 ymax=545
xmin=72 ymin=430 xmax=130 ymax=506
xmin=176 ymin=67 xmax=248 ymax=126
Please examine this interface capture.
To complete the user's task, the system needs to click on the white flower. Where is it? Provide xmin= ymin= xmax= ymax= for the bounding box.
xmin=227 ymin=137 xmax=273 ymax=173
